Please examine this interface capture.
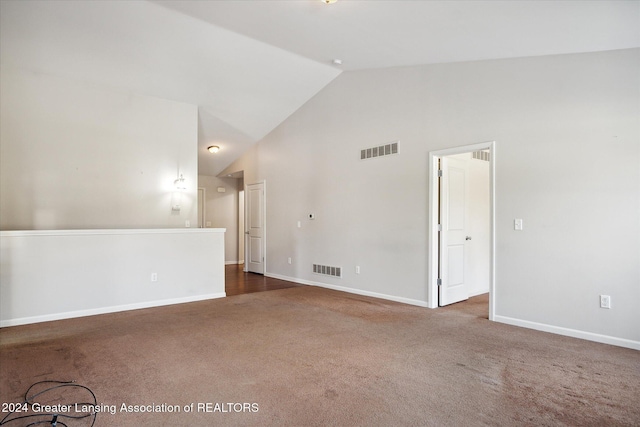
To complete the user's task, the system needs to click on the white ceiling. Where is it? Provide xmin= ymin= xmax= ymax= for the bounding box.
xmin=2 ymin=1 xmax=639 ymax=176
xmin=156 ymin=0 xmax=640 ymax=71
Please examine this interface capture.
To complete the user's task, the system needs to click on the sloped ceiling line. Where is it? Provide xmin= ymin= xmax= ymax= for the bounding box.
xmin=2 ymin=0 xmax=638 ymax=176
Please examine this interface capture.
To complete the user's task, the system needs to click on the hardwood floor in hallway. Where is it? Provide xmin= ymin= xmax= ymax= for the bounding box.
xmin=225 ymin=264 xmax=302 ymax=296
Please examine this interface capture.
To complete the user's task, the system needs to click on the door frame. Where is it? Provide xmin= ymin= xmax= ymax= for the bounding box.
xmin=244 ymin=180 xmax=266 ymax=274
xmin=427 ymin=141 xmax=496 ymax=320
xmin=197 ymin=187 xmax=206 ymax=228
xmin=238 ymin=189 xmax=245 ymax=265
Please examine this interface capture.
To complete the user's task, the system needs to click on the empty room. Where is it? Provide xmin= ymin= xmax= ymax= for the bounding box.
xmin=1 ymin=1 xmax=639 ymax=426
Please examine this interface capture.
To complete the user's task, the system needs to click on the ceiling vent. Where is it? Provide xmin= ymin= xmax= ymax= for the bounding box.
xmin=361 ymin=141 xmax=398 ymax=160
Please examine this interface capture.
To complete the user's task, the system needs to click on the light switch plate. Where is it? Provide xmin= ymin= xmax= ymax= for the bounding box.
xmin=514 ymin=219 xmax=523 ymax=230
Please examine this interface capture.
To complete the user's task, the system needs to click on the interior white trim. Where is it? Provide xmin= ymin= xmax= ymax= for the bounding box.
xmin=0 ymin=293 xmax=227 ymax=328
xmin=427 ymin=141 xmax=496 ymax=320
xmin=494 ymin=315 xmax=640 ymax=351
xmin=0 ymin=228 xmax=226 ymax=237
xmin=265 ymin=271 xmax=639 ymax=350
xmin=265 ymin=272 xmax=429 ymax=308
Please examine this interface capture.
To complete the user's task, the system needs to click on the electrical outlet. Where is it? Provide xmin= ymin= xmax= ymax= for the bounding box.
xmin=600 ymin=295 xmax=611 ymax=309
xmin=185 ymin=220 xmax=191 ymax=228
xmin=288 ymin=257 xmax=292 ymax=265
xmin=355 ymin=266 xmax=360 ymax=274
xmin=151 ymin=273 xmax=158 ymax=282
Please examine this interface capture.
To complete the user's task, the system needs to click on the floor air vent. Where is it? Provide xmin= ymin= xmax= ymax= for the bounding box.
xmin=361 ymin=141 xmax=398 ymax=160
xmin=472 ymin=150 xmax=490 ymax=161
xmin=313 ymin=264 xmax=342 ymax=278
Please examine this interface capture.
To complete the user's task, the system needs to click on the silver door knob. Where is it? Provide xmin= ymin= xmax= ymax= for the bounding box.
xmin=465 ymin=236 xmax=472 ymax=240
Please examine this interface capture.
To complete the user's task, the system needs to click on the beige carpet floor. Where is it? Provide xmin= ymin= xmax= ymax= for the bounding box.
xmin=1 ymin=287 xmax=639 ymax=426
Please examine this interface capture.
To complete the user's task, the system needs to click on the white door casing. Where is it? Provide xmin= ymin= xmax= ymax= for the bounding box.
xmin=246 ymin=182 xmax=265 ymax=274
xmin=427 ymin=141 xmax=496 ymax=320
xmin=439 ymin=156 xmax=470 ymax=306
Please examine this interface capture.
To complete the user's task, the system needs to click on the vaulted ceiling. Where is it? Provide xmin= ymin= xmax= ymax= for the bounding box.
xmin=2 ymin=1 xmax=638 ymax=176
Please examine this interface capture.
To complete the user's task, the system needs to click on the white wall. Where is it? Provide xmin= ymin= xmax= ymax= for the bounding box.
xmin=198 ymin=175 xmax=240 ymax=263
xmin=0 ymin=229 xmax=226 ymax=326
xmin=221 ymin=49 xmax=640 ymax=349
xmin=0 ymin=67 xmax=198 ymax=230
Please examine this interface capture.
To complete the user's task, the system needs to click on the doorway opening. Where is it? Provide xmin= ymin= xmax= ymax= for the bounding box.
xmin=428 ymin=141 xmax=495 ymax=320
xmin=197 ymin=187 xmax=206 ymax=228
xmin=238 ymin=189 xmax=245 ymax=265
xmin=245 ymin=181 xmax=266 ymax=274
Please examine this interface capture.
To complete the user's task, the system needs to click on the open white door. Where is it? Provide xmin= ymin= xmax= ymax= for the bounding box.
xmin=246 ymin=182 xmax=265 ymax=274
xmin=439 ymin=156 xmax=470 ymax=306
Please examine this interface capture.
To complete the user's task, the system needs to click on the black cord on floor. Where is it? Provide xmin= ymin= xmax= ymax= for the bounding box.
xmin=0 ymin=380 xmax=97 ymax=427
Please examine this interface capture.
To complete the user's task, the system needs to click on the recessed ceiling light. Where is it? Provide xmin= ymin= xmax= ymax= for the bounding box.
xmin=208 ymin=145 xmax=220 ymax=153
xmin=323 ymin=0 xmax=338 ymax=4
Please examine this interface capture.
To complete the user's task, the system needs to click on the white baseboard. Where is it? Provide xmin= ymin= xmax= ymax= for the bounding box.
xmin=225 ymin=260 xmax=242 ymax=265
xmin=494 ymin=315 xmax=640 ymax=351
xmin=0 ymin=293 xmax=227 ymax=328
xmin=265 ymin=272 xmax=429 ymax=308
xmin=264 ymin=272 xmax=638 ymax=350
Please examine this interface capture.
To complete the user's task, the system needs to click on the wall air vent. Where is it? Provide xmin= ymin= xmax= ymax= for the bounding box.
xmin=313 ymin=264 xmax=342 ymax=278
xmin=360 ymin=141 xmax=399 ymax=160
xmin=472 ymin=150 xmax=490 ymax=162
